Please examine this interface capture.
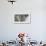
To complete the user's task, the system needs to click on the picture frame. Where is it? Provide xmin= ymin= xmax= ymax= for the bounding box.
xmin=12 ymin=14 xmax=31 ymax=24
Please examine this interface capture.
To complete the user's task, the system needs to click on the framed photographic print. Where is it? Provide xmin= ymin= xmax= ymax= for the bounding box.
xmin=12 ymin=14 xmax=31 ymax=24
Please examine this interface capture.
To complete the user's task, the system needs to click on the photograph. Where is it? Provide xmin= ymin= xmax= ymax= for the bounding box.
xmin=13 ymin=14 xmax=31 ymax=24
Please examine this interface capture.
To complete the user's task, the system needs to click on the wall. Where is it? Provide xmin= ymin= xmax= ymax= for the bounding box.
xmin=0 ymin=0 xmax=46 ymax=41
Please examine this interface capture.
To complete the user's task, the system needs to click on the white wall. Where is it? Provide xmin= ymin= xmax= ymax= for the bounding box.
xmin=0 ymin=0 xmax=46 ymax=41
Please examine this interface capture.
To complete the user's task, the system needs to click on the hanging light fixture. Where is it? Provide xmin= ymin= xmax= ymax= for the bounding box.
xmin=8 ymin=0 xmax=16 ymax=4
